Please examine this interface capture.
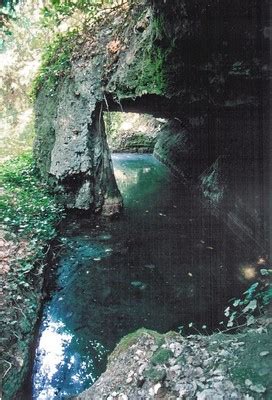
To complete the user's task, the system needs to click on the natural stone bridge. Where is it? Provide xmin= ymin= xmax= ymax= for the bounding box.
xmin=34 ymin=0 xmax=269 ymax=249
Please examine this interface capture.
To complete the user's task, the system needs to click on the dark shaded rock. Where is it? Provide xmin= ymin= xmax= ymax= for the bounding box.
xmin=196 ymin=107 xmax=268 ymax=250
xmin=34 ymin=0 xmax=269 ymax=215
xmin=153 ymin=117 xmax=218 ymax=181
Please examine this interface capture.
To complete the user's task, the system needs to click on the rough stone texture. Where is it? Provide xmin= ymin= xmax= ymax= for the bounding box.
xmin=75 ymin=319 xmax=272 ymax=400
xmin=199 ymin=156 xmax=264 ymax=248
xmin=34 ymin=55 xmax=123 ymax=214
xmin=34 ymin=0 xmax=269 ymax=217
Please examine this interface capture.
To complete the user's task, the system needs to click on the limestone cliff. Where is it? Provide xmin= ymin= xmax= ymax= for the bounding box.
xmin=34 ymin=53 xmax=123 ymax=215
xmin=33 ymin=0 xmax=269 ymax=223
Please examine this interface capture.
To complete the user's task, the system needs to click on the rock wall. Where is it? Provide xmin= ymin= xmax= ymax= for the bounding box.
xmin=34 ymin=0 xmax=269 ymax=218
xmin=198 ymin=106 xmax=267 ymax=251
xmin=199 ymin=154 xmax=265 ymax=250
xmin=153 ymin=115 xmax=221 ymax=182
xmin=153 ymin=107 xmax=268 ymax=251
xmin=34 ymin=55 xmax=123 ymax=215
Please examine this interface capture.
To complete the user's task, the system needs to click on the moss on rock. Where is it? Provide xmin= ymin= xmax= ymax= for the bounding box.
xmin=151 ymin=348 xmax=173 ymax=366
xmin=143 ymin=367 xmax=166 ymax=382
xmin=76 ymin=318 xmax=272 ymax=399
xmin=30 ymin=30 xmax=78 ymax=100
xmin=109 ymin=328 xmax=163 ymax=362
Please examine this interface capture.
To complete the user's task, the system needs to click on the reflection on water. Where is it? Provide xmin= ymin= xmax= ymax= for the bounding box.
xmin=32 ymin=242 xmax=111 ymax=399
xmin=32 ymin=315 xmax=107 ymax=399
xmin=37 ymin=320 xmax=72 ymax=381
xmin=33 ymin=320 xmax=72 ymax=399
xmin=32 ymin=154 xmax=260 ymax=399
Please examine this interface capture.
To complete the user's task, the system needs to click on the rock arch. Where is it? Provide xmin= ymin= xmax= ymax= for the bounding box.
xmin=33 ymin=0 xmax=269 ymax=254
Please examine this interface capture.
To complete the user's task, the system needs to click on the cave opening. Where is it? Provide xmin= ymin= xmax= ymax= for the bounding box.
xmin=103 ymin=111 xmax=164 ymax=155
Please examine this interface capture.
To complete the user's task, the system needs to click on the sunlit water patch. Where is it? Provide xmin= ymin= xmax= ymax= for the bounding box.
xmin=32 ymin=315 xmax=107 ymax=399
xmin=32 ymin=242 xmax=111 ymax=399
xmin=32 ymin=154 xmax=261 ymax=399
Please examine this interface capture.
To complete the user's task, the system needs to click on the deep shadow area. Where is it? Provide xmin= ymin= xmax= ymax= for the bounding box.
xmin=31 ymin=154 xmax=263 ymax=399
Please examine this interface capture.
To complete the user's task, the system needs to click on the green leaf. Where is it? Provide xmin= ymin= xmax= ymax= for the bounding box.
xmin=227 ymin=311 xmax=237 ymax=327
xmin=232 ymin=299 xmax=241 ymax=307
xmin=246 ymin=315 xmax=255 ymax=326
xmin=243 ymin=282 xmax=259 ymax=298
xmin=243 ymin=299 xmax=257 ymax=313
xmin=260 ymin=269 xmax=270 ymax=276
xmin=224 ymin=306 xmax=230 ymax=317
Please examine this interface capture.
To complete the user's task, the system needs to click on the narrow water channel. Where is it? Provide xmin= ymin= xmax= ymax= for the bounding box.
xmin=32 ymin=154 xmax=259 ymax=399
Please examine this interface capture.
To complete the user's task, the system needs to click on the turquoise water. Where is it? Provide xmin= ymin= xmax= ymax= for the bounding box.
xmin=32 ymin=154 xmax=259 ymax=399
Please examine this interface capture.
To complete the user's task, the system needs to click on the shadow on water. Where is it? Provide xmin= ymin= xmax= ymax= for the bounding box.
xmin=32 ymin=154 xmax=261 ymax=399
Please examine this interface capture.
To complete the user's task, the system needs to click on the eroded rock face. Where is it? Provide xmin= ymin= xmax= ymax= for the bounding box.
xmin=34 ymin=0 xmax=269 ymax=219
xmin=153 ymin=108 xmax=269 ymax=252
xmin=34 ymin=57 xmax=122 ymax=215
xmin=34 ymin=3 xmax=160 ymax=214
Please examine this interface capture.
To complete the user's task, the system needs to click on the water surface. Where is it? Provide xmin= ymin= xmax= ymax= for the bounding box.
xmin=32 ymin=154 xmax=259 ymax=399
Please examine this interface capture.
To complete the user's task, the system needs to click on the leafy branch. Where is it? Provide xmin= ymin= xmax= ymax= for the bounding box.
xmin=223 ymin=268 xmax=272 ymax=330
xmin=41 ymin=0 xmax=134 ymax=26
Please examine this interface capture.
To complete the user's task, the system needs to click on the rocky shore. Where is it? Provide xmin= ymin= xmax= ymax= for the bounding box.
xmin=76 ymin=320 xmax=272 ymax=400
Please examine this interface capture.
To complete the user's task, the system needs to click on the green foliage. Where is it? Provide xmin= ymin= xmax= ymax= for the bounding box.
xmin=143 ymin=367 xmax=166 ymax=382
xmin=136 ymin=14 xmax=168 ymax=96
xmin=223 ymin=272 xmax=272 ymax=330
xmin=0 ymin=0 xmax=18 ymax=24
xmin=110 ymin=329 xmax=163 ymax=361
xmin=1 ymin=152 xmax=65 ymax=394
xmin=137 ymin=46 xmax=167 ymax=96
xmin=0 ymin=152 xmax=64 ymax=242
xmin=151 ymin=348 xmax=173 ymax=365
xmin=114 ymin=14 xmax=168 ymax=99
xmin=1 ymin=2 xmax=51 ymax=159
xmin=41 ymin=0 xmax=132 ymax=26
xmin=30 ymin=30 xmax=78 ymax=99
xmin=104 ymin=112 xmax=124 ymax=137
xmin=150 ymin=13 xmax=164 ymax=42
